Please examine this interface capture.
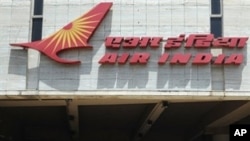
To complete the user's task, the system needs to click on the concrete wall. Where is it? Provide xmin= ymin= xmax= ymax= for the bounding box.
xmin=1 ymin=0 xmax=250 ymax=92
xmin=0 ymin=0 xmax=29 ymax=90
xmin=39 ymin=0 xmax=211 ymax=91
xmin=224 ymin=0 xmax=250 ymax=91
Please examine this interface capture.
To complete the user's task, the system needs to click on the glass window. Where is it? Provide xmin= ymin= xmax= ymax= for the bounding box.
xmin=32 ymin=18 xmax=43 ymax=41
xmin=34 ymin=0 xmax=44 ymax=15
xmin=211 ymin=0 xmax=221 ymax=15
xmin=210 ymin=17 xmax=222 ymax=38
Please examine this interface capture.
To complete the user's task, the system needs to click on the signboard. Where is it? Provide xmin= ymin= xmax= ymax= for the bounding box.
xmin=101 ymin=34 xmax=248 ymax=65
xmin=10 ymin=2 xmax=248 ymax=66
xmin=10 ymin=2 xmax=113 ymax=64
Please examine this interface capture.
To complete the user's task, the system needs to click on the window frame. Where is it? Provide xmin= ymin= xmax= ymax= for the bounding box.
xmin=210 ymin=0 xmax=223 ymax=17
xmin=31 ymin=0 xmax=44 ymax=41
xmin=210 ymin=0 xmax=223 ymax=38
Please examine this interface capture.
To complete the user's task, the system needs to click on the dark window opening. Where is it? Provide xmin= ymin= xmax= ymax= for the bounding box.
xmin=32 ymin=18 xmax=43 ymax=41
xmin=32 ymin=0 xmax=44 ymax=41
xmin=210 ymin=17 xmax=222 ymax=38
xmin=34 ymin=0 xmax=44 ymax=15
xmin=211 ymin=0 xmax=221 ymax=15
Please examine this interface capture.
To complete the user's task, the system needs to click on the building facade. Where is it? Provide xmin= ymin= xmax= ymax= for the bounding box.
xmin=0 ymin=0 xmax=250 ymax=141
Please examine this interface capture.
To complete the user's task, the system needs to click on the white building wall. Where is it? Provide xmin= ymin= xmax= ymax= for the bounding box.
xmin=1 ymin=0 xmax=249 ymax=93
xmin=224 ymin=0 xmax=250 ymax=91
xmin=0 ymin=0 xmax=30 ymax=90
xmin=38 ymin=0 xmax=211 ymax=91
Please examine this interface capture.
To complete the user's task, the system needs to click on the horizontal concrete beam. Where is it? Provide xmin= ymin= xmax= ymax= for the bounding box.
xmin=187 ymin=101 xmax=248 ymax=141
xmin=207 ymin=101 xmax=250 ymax=128
xmin=1 ymin=91 xmax=250 ymax=102
xmin=0 ymin=99 xmax=160 ymax=107
xmin=0 ymin=100 xmax=66 ymax=107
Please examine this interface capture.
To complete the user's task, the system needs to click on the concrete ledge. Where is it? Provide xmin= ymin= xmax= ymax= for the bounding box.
xmin=0 ymin=90 xmax=250 ymax=102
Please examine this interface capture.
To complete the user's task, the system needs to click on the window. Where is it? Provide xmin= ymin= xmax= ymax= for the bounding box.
xmin=210 ymin=0 xmax=222 ymax=38
xmin=34 ymin=0 xmax=44 ymax=15
xmin=210 ymin=17 xmax=222 ymax=38
xmin=211 ymin=0 xmax=221 ymax=15
xmin=32 ymin=18 xmax=43 ymax=41
xmin=31 ymin=0 xmax=43 ymax=41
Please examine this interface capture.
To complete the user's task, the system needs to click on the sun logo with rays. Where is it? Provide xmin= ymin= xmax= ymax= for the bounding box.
xmin=10 ymin=2 xmax=113 ymax=64
xmin=41 ymin=13 xmax=102 ymax=53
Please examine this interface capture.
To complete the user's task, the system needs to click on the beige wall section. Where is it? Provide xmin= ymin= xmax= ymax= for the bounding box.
xmin=224 ymin=0 xmax=250 ymax=91
xmin=38 ymin=0 xmax=211 ymax=91
xmin=0 ymin=0 xmax=30 ymax=90
xmin=2 ymin=0 xmax=250 ymax=94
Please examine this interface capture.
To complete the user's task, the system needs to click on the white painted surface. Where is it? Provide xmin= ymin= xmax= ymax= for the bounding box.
xmin=1 ymin=0 xmax=250 ymax=94
xmin=39 ymin=0 xmax=211 ymax=91
xmin=0 ymin=0 xmax=29 ymax=90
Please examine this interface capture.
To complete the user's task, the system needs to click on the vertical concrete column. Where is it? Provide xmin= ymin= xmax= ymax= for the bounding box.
xmin=26 ymin=0 xmax=37 ymax=90
xmin=212 ymin=134 xmax=229 ymax=141
xmin=27 ymin=0 xmax=43 ymax=89
xmin=27 ymin=49 xmax=40 ymax=89
xmin=66 ymin=100 xmax=79 ymax=141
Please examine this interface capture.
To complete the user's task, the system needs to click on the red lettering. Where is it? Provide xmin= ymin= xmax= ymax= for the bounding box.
xmin=165 ymin=34 xmax=185 ymax=49
xmin=224 ymin=54 xmax=243 ymax=65
xmin=130 ymin=53 xmax=150 ymax=64
xmin=105 ymin=37 xmax=123 ymax=49
xmin=118 ymin=53 xmax=130 ymax=64
xmin=98 ymin=53 xmax=118 ymax=64
xmin=139 ymin=37 xmax=151 ymax=48
xmin=185 ymin=34 xmax=214 ymax=48
xmin=192 ymin=53 xmax=212 ymax=65
xmin=212 ymin=38 xmax=230 ymax=47
xmin=170 ymin=53 xmax=191 ymax=64
xmin=103 ymin=34 xmax=246 ymax=66
xmin=213 ymin=37 xmax=248 ymax=48
xmin=213 ymin=54 xmax=225 ymax=65
xmin=123 ymin=37 xmax=140 ymax=48
xmin=158 ymin=53 xmax=169 ymax=64
xmin=234 ymin=37 xmax=248 ymax=48
xmin=150 ymin=37 xmax=163 ymax=48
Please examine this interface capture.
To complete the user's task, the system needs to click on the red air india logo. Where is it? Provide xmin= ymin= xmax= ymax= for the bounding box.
xmin=10 ymin=3 xmax=112 ymax=64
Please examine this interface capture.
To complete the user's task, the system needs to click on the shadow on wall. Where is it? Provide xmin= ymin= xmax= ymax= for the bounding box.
xmin=8 ymin=43 xmax=246 ymax=91
xmin=221 ymin=43 xmax=247 ymax=90
xmin=8 ymin=39 xmax=246 ymax=91
xmin=8 ymin=12 xmax=246 ymax=91
xmin=37 ymin=10 xmax=113 ymax=90
xmin=8 ymin=11 xmax=113 ymax=91
xmin=97 ymin=40 xmax=164 ymax=89
xmin=97 ymin=64 xmax=150 ymax=89
xmin=97 ymin=64 xmax=211 ymax=90
xmin=97 ymin=46 xmax=211 ymax=90
xmin=156 ymin=46 xmax=246 ymax=91
xmin=8 ymin=49 xmax=27 ymax=76
xmin=97 ymin=43 xmax=246 ymax=90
